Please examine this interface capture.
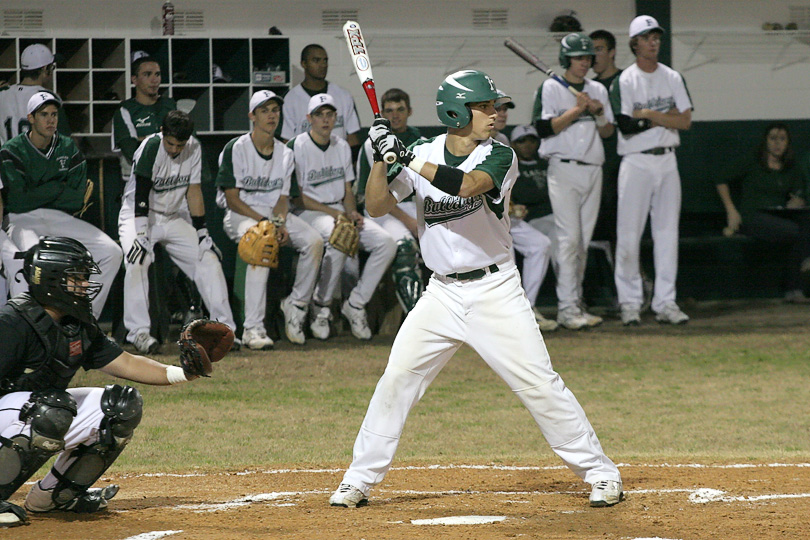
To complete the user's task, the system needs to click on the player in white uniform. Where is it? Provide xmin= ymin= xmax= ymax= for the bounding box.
xmin=218 ymin=90 xmax=324 ymax=348
xmin=0 ymin=44 xmax=70 ymax=145
xmin=610 ymin=16 xmax=693 ymax=325
xmin=490 ymin=89 xmax=514 ymax=146
xmin=329 ymin=70 xmax=623 ymax=509
xmin=532 ymin=33 xmax=614 ymax=330
xmin=288 ymin=94 xmax=395 ymax=340
xmin=354 ymin=88 xmax=424 ymax=314
xmin=118 ymin=111 xmax=236 ymax=353
xmin=281 ymin=44 xmax=361 ymax=149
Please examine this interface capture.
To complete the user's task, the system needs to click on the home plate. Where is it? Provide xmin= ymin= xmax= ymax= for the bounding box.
xmin=411 ymin=516 xmax=507 ymax=525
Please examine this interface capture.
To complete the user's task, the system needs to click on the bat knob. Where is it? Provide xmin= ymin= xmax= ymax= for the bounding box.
xmin=383 ymin=152 xmax=397 ymax=164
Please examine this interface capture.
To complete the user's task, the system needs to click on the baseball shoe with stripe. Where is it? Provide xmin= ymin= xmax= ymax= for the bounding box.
xmin=655 ymin=303 xmax=689 ymax=325
xmin=589 ymin=479 xmax=624 ymax=507
xmin=329 ymin=483 xmax=368 ymax=507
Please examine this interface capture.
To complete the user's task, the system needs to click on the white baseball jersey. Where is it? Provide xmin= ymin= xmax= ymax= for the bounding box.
xmin=611 ymin=63 xmax=692 ymax=155
xmin=0 ymin=84 xmax=49 ymax=144
xmin=387 ymin=135 xmax=517 ymax=276
xmin=537 ymin=79 xmax=613 ymax=165
xmin=216 ymin=133 xmax=294 ymax=211
xmin=288 ymin=134 xmax=354 ymax=204
xmin=281 ymin=82 xmax=361 ymax=141
xmin=123 ymin=133 xmax=201 ymax=215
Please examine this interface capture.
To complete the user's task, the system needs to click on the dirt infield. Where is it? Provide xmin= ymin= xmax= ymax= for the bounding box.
xmin=8 ymin=461 xmax=810 ymax=539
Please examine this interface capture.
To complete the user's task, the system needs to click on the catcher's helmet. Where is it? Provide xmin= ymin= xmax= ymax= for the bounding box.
xmin=23 ymin=236 xmax=102 ymax=323
xmin=559 ymin=32 xmax=595 ymax=69
xmin=436 ymin=69 xmax=500 ymax=128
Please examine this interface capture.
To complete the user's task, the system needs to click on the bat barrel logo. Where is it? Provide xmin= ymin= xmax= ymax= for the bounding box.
xmin=355 ymin=56 xmax=369 ymax=71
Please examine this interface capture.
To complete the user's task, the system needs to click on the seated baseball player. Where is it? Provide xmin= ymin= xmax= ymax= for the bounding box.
xmin=118 ymin=110 xmax=237 ymax=353
xmin=0 ymin=237 xmax=228 ymax=527
xmin=354 ymin=88 xmax=425 ymax=314
xmin=0 ymin=92 xmax=122 ymax=318
xmin=508 ymin=124 xmax=558 ymax=332
xmin=218 ymin=90 xmax=324 ymax=348
xmin=288 ymin=93 xmax=396 ymax=340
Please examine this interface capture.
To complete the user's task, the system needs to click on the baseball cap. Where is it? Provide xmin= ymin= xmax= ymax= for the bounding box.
xmin=307 ymin=93 xmax=336 ymax=115
xmin=495 ymin=89 xmax=515 ymax=109
xmin=27 ymin=91 xmax=61 ymax=116
xmin=131 ymin=50 xmax=150 ymax=62
xmin=21 ymin=44 xmax=55 ymax=70
xmin=509 ymin=125 xmax=539 ymax=143
xmin=249 ymin=90 xmax=284 ymax=113
xmin=629 ymin=15 xmax=665 ymax=38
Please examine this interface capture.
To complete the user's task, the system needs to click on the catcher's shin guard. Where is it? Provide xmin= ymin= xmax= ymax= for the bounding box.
xmin=0 ymin=390 xmax=77 ymax=500
xmin=40 ymin=385 xmax=142 ymax=512
xmin=391 ymin=238 xmax=424 ymax=313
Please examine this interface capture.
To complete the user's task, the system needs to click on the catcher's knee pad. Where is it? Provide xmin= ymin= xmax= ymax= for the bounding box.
xmin=391 ymin=238 xmax=424 ymax=313
xmin=47 ymin=385 xmax=142 ymax=510
xmin=0 ymin=390 xmax=77 ymax=500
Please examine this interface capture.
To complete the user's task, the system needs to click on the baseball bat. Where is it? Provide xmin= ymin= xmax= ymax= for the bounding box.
xmin=342 ymin=20 xmax=396 ymax=164
xmin=504 ymin=37 xmax=581 ymax=97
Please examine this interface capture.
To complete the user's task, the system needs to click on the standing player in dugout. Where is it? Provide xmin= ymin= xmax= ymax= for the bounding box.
xmin=329 ymin=69 xmax=623 ymax=509
xmin=610 ymin=15 xmax=693 ymax=326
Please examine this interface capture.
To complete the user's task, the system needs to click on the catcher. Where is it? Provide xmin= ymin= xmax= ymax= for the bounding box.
xmin=218 ymin=90 xmax=324 ymax=348
xmin=0 ymin=237 xmax=233 ymax=528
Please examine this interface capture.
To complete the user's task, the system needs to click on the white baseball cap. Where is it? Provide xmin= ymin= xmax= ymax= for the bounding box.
xmin=629 ymin=15 xmax=665 ymax=38
xmin=21 ymin=43 xmax=55 ymax=70
xmin=509 ymin=125 xmax=539 ymax=143
xmin=249 ymin=90 xmax=284 ymax=113
xmin=307 ymin=93 xmax=336 ymax=115
xmin=131 ymin=50 xmax=150 ymax=62
xmin=495 ymin=89 xmax=515 ymax=109
xmin=27 ymin=91 xmax=61 ymax=115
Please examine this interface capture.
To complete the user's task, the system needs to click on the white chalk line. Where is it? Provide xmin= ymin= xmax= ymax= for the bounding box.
xmin=120 ymin=531 xmax=182 ymax=540
xmin=117 ymin=462 xmax=810 ymax=480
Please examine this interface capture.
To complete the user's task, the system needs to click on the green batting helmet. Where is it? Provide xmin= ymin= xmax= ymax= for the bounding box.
xmin=436 ymin=69 xmax=499 ymax=128
xmin=558 ymin=32 xmax=595 ymax=69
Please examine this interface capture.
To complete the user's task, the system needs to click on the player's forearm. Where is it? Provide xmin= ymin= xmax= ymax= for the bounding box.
xmin=302 ymin=195 xmax=342 ymax=218
xmin=225 ymin=190 xmax=264 ymax=221
xmin=637 ymin=108 xmax=691 ymax=131
xmin=100 ymin=352 xmax=176 ymax=386
xmin=365 ymin=162 xmax=397 ymax=217
xmin=272 ymin=196 xmax=289 ymax=219
xmin=597 ymin=122 xmax=615 ymax=138
xmin=342 ymin=187 xmax=358 ymax=215
xmin=186 ymin=184 xmax=206 ymax=217
xmin=550 ymin=107 xmax=586 ymax=134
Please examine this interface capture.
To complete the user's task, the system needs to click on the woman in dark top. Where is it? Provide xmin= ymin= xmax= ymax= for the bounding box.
xmin=716 ymin=122 xmax=810 ymax=302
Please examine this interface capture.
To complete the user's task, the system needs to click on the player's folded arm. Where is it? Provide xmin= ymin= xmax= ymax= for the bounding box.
xmin=615 ymin=114 xmax=652 ymax=135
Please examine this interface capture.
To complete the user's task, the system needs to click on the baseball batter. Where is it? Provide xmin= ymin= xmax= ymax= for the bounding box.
xmin=281 ymin=44 xmax=361 ymax=147
xmin=288 ymin=94 xmax=395 ymax=340
xmin=532 ymin=33 xmax=614 ymax=330
xmin=329 ymin=70 xmax=622 ymax=509
xmin=118 ymin=111 xmax=236 ymax=353
xmin=1 ymin=92 xmax=122 ymax=318
xmin=217 ymin=90 xmax=324 ymax=348
xmin=355 ymin=88 xmax=424 ymax=314
xmin=0 ymin=237 xmax=218 ymax=528
xmin=610 ymin=16 xmax=692 ymax=325
xmin=111 ymin=55 xmax=176 ymax=179
xmin=0 ymin=44 xmax=71 ymax=145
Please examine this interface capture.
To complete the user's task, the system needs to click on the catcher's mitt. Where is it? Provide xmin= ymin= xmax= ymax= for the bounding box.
xmin=329 ymin=214 xmax=359 ymax=257
xmin=238 ymin=219 xmax=279 ymax=267
xmin=178 ymin=319 xmax=234 ymax=378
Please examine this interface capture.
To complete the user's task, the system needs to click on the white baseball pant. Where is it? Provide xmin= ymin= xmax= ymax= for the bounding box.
xmin=547 ymin=159 xmax=602 ymax=311
xmin=119 ymin=210 xmax=236 ymax=341
xmin=0 ymin=229 xmax=20 ymax=302
xmin=223 ymin=211 xmax=324 ymax=330
xmin=510 ymin=219 xmax=551 ymax=304
xmin=298 ymin=204 xmax=396 ymax=308
xmin=614 ymin=152 xmax=681 ymax=312
xmin=8 ymin=209 xmax=123 ymax=318
xmin=339 ymin=261 xmax=621 ymax=495
xmin=0 ymin=388 xmax=107 ymax=497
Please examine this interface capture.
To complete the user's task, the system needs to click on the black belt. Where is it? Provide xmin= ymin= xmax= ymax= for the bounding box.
xmin=641 ymin=146 xmax=675 ymax=155
xmin=444 ymin=264 xmax=499 ymax=281
xmin=559 ymin=158 xmax=592 ymax=165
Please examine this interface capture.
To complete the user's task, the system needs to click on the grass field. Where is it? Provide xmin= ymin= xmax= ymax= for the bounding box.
xmin=72 ymin=299 xmax=810 ymax=471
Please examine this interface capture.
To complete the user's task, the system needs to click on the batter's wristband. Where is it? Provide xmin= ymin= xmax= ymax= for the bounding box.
xmin=406 ymin=156 xmax=426 ymax=176
xmin=595 ymin=114 xmax=608 ymax=128
xmin=191 ymin=215 xmax=207 ymax=230
xmin=431 ymin=165 xmax=464 ymax=196
xmin=166 ymin=365 xmax=189 ymax=384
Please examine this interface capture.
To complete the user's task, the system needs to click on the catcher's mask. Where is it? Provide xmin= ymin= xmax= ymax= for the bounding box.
xmin=22 ymin=236 xmax=102 ymax=323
